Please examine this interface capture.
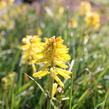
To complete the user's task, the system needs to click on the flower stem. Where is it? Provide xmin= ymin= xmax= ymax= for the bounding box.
xmin=47 ymin=75 xmax=54 ymax=109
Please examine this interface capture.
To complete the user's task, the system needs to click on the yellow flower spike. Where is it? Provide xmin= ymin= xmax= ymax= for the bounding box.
xmin=42 ymin=36 xmax=71 ymax=68
xmin=21 ymin=35 xmax=72 ymax=108
xmin=51 ymin=83 xmax=58 ymax=100
xmin=21 ymin=35 xmax=44 ymax=64
xmin=85 ymin=12 xmax=100 ymax=29
xmin=80 ymin=1 xmax=91 ymax=16
xmin=32 ymin=36 xmax=72 ymax=87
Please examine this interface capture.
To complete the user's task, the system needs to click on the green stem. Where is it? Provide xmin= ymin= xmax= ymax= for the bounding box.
xmin=69 ymin=73 xmax=74 ymax=109
xmin=47 ymin=75 xmax=54 ymax=109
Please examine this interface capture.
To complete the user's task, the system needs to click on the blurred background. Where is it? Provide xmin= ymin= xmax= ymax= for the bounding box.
xmin=0 ymin=0 xmax=109 ymax=109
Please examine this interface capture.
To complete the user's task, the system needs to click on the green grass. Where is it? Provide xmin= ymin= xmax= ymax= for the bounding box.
xmin=0 ymin=1 xmax=109 ymax=109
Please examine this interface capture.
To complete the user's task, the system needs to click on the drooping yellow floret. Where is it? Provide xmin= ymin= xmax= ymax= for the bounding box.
xmin=33 ymin=36 xmax=72 ymax=87
xmin=51 ymin=83 xmax=58 ymax=100
xmin=51 ymin=72 xmax=64 ymax=87
xmin=85 ymin=12 xmax=100 ymax=29
xmin=54 ymin=68 xmax=72 ymax=79
xmin=80 ymin=1 xmax=91 ymax=16
xmin=33 ymin=71 xmax=49 ymax=78
xmin=21 ymin=35 xmax=44 ymax=64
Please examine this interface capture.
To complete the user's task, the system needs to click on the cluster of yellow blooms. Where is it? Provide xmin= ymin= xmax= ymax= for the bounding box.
xmin=0 ymin=0 xmax=14 ymax=8
xmin=85 ymin=12 xmax=100 ymax=29
xmin=21 ymin=36 xmax=72 ymax=89
xmin=21 ymin=35 xmax=44 ymax=64
xmin=80 ymin=1 xmax=100 ymax=29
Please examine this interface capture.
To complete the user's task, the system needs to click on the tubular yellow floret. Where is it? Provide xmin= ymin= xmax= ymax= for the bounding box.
xmin=51 ymin=83 xmax=58 ymax=100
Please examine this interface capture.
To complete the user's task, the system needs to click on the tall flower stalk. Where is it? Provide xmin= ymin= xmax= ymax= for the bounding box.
xmin=21 ymin=36 xmax=72 ymax=108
